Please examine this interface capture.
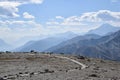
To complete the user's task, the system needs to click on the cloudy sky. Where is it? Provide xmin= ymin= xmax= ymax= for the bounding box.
xmin=0 ymin=0 xmax=120 ymax=44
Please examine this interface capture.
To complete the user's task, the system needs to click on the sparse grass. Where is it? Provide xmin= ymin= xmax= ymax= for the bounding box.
xmin=25 ymin=57 xmax=37 ymax=61
xmin=25 ymin=56 xmax=41 ymax=61
xmin=0 ymin=58 xmax=20 ymax=61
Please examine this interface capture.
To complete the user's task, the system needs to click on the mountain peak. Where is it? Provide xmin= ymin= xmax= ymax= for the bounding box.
xmin=63 ymin=31 xmax=74 ymax=34
xmin=99 ymin=23 xmax=116 ymax=29
xmin=57 ymin=31 xmax=75 ymax=36
xmin=88 ymin=23 xmax=120 ymax=35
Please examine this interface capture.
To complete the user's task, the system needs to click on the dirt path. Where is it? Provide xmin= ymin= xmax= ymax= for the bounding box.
xmin=55 ymin=56 xmax=87 ymax=69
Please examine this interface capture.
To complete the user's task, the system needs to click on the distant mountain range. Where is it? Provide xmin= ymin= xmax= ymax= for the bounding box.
xmin=0 ymin=39 xmax=11 ymax=51
xmin=15 ymin=31 xmax=77 ymax=52
xmin=47 ymin=30 xmax=120 ymax=61
xmin=46 ymin=34 xmax=101 ymax=52
xmin=13 ymin=23 xmax=120 ymax=61
xmin=87 ymin=24 xmax=120 ymax=35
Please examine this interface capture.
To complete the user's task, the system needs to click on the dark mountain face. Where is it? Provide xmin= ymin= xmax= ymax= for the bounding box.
xmin=15 ymin=32 xmax=77 ymax=52
xmin=49 ymin=30 xmax=120 ymax=61
xmin=95 ymin=30 xmax=120 ymax=60
xmin=45 ymin=34 xmax=101 ymax=52
xmin=87 ymin=24 xmax=120 ymax=36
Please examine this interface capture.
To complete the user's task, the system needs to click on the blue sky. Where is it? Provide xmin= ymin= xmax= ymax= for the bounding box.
xmin=19 ymin=0 xmax=120 ymax=23
xmin=0 ymin=0 xmax=120 ymax=45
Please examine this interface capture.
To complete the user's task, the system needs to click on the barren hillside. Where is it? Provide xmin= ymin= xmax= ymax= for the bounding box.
xmin=0 ymin=53 xmax=120 ymax=80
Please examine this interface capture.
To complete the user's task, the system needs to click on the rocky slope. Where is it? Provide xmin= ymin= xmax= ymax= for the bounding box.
xmin=47 ymin=30 xmax=120 ymax=61
xmin=46 ymin=34 xmax=101 ymax=52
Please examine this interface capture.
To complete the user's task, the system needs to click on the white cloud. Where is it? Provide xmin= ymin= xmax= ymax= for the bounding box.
xmin=0 ymin=1 xmax=20 ymax=18
xmin=0 ymin=10 xmax=120 ymax=45
xmin=80 ymin=12 xmax=101 ymax=22
xmin=23 ymin=12 xmax=35 ymax=19
xmin=47 ymin=16 xmax=85 ymax=26
xmin=61 ymin=16 xmax=85 ymax=26
xmin=0 ymin=20 xmax=45 ymax=43
xmin=0 ymin=0 xmax=43 ymax=18
xmin=0 ymin=19 xmax=89 ymax=44
xmin=0 ymin=1 xmax=21 ymax=7
xmin=79 ymin=10 xmax=120 ymax=23
xmin=48 ymin=10 xmax=120 ymax=26
xmin=96 ymin=10 xmax=120 ymax=21
xmin=30 ymin=0 xmax=43 ymax=4
xmin=46 ymin=21 xmax=59 ymax=25
xmin=56 ymin=16 xmax=64 ymax=19
xmin=0 ymin=0 xmax=44 ymax=5
xmin=45 ymin=10 xmax=120 ymax=34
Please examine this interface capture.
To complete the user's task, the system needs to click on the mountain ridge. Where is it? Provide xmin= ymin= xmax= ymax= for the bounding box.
xmin=48 ymin=30 xmax=120 ymax=60
xmin=87 ymin=24 xmax=120 ymax=35
xmin=14 ymin=32 xmax=77 ymax=52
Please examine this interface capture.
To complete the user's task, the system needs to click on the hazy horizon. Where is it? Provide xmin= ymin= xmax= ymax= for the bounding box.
xmin=0 ymin=0 xmax=120 ymax=48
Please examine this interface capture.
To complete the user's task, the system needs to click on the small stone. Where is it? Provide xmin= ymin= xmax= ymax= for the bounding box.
xmin=0 ymin=77 xmax=6 ymax=80
xmin=89 ymin=74 xmax=99 ymax=77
